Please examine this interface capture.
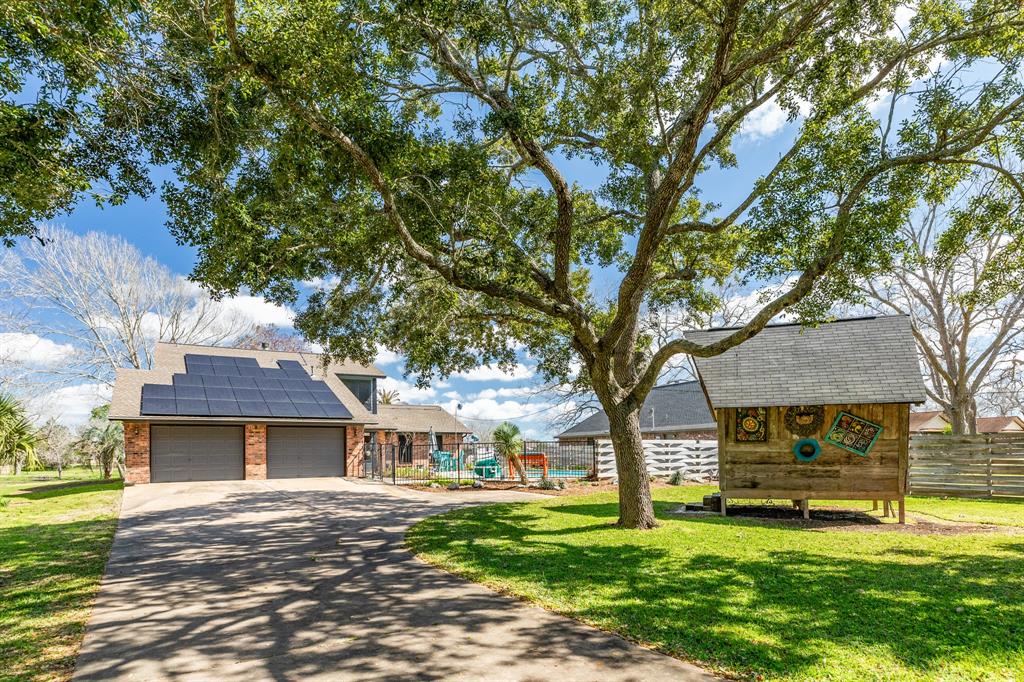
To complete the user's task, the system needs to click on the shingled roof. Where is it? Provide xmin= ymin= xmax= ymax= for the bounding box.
xmin=685 ymin=315 xmax=926 ymax=408
xmin=557 ymin=380 xmax=716 ymax=438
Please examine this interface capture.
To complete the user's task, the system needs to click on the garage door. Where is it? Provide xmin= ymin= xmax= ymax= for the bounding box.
xmin=267 ymin=427 xmax=345 ymax=478
xmin=151 ymin=426 xmax=244 ymax=483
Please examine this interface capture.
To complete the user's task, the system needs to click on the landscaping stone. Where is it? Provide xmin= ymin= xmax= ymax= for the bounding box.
xmin=447 ymin=482 xmax=460 ymax=490
xmin=472 ymin=480 xmax=484 ymax=489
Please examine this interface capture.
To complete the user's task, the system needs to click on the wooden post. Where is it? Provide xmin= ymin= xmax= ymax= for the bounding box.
xmin=872 ymin=500 xmax=879 ymax=511
xmin=720 ymin=493 xmax=728 ymax=517
xmin=882 ymin=500 xmax=890 ymax=518
xmin=801 ymin=499 xmax=810 ymax=520
xmin=898 ymin=497 xmax=906 ymax=524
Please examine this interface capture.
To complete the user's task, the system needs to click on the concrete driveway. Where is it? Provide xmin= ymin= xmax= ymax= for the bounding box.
xmin=74 ymin=478 xmax=714 ymax=681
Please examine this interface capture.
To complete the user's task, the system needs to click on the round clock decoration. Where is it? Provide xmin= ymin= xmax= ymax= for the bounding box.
xmin=784 ymin=405 xmax=825 ymax=436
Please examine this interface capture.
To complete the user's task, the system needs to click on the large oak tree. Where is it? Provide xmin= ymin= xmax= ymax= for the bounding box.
xmin=12 ymin=0 xmax=1024 ymax=527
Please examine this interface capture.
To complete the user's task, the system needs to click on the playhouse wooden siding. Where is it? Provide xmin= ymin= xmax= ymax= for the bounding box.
xmin=717 ymin=402 xmax=910 ymax=500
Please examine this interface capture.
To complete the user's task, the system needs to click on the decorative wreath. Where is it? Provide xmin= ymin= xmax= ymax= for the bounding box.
xmin=793 ymin=438 xmax=822 ymax=462
xmin=784 ymin=405 xmax=825 ymax=436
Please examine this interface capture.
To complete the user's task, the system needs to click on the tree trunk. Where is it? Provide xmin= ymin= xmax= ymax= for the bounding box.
xmin=507 ymin=451 xmax=529 ymax=484
xmin=606 ymin=403 xmax=657 ymax=529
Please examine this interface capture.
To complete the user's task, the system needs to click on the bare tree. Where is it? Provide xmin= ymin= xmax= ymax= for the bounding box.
xmin=235 ymin=324 xmax=311 ymax=352
xmin=862 ymin=199 xmax=1024 ymax=434
xmin=0 ymin=225 xmax=255 ymax=387
xmin=981 ymin=354 xmax=1024 ymax=417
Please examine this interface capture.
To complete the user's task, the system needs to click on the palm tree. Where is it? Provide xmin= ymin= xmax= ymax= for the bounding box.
xmin=75 ymin=405 xmax=124 ymax=479
xmin=377 ymin=388 xmax=400 ymax=405
xmin=493 ymin=421 xmax=528 ymax=484
xmin=0 ymin=394 xmax=41 ymax=474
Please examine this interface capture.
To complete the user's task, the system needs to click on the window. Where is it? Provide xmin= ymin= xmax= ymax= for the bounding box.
xmin=339 ymin=376 xmax=375 ymax=412
xmin=435 ymin=433 xmax=444 ymax=451
xmin=398 ymin=435 xmax=412 ymax=464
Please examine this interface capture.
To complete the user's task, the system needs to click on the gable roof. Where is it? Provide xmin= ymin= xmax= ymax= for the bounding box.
xmin=910 ymin=410 xmax=949 ymax=432
xmin=976 ymin=415 xmax=1024 ymax=433
xmin=377 ymin=404 xmax=470 ymax=434
xmin=110 ymin=342 xmax=385 ymax=425
xmin=557 ymin=381 xmax=716 ymax=438
xmin=686 ymin=315 xmax=927 ymax=408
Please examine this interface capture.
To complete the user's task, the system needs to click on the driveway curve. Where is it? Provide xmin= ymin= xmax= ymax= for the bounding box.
xmin=74 ymin=478 xmax=714 ymax=681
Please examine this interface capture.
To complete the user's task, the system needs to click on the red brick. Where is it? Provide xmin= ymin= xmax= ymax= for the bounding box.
xmin=124 ymin=422 xmax=151 ymax=484
xmin=245 ymin=423 xmax=267 ymax=479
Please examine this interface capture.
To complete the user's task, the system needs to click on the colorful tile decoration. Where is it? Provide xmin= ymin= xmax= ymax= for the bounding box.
xmin=735 ymin=407 xmax=768 ymax=442
xmin=824 ymin=411 xmax=883 ymax=456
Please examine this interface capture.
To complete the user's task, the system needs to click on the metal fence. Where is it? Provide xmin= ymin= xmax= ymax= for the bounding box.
xmin=365 ymin=440 xmax=597 ymax=485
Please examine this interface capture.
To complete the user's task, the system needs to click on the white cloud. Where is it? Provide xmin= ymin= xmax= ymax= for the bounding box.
xmin=378 ymin=376 xmax=437 ymax=402
xmin=301 ymin=275 xmax=342 ymax=291
xmin=29 ymin=383 xmax=111 ymax=426
xmin=0 ymin=333 xmax=76 ymax=368
xmin=474 ymin=386 xmax=534 ymax=400
xmin=217 ymin=295 xmax=295 ymax=328
xmin=374 ymin=344 xmax=402 ymax=365
xmin=739 ymin=97 xmax=789 ymax=140
xmin=455 ymin=363 xmax=534 ymax=382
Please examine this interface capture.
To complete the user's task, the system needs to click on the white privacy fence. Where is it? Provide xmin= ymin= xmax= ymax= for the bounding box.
xmin=595 ymin=439 xmax=719 ymax=480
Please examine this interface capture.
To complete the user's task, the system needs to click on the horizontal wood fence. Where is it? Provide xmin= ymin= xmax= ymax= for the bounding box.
xmin=596 ymin=440 xmax=719 ymax=480
xmin=909 ymin=434 xmax=1024 ymax=498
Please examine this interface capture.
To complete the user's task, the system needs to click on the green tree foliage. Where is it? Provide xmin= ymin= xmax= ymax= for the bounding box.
xmin=74 ymin=404 xmax=123 ymax=479
xmin=21 ymin=0 xmax=1024 ymax=526
xmin=0 ymin=393 xmax=40 ymax=471
xmin=492 ymin=421 xmax=527 ymax=484
xmin=0 ymin=0 xmax=151 ymax=243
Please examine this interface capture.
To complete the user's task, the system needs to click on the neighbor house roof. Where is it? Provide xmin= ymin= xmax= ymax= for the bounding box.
xmin=976 ymin=415 xmax=1024 ymax=433
xmin=110 ymin=342 xmax=385 ymax=425
xmin=910 ymin=410 xmax=949 ymax=432
xmin=686 ymin=315 xmax=927 ymax=408
xmin=556 ymin=381 xmax=717 ymax=439
xmin=377 ymin=404 xmax=470 ymax=434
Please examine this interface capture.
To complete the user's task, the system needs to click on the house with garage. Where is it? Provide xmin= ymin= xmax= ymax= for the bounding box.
xmin=110 ymin=342 xmax=465 ymax=483
xmin=556 ymin=380 xmax=718 ymax=444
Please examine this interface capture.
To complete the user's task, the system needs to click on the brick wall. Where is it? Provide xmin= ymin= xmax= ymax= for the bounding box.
xmin=124 ymin=422 xmax=151 ymax=484
xmin=245 ymin=423 xmax=267 ymax=479
xmin=345 ymin=425 xmax=364 ymax=476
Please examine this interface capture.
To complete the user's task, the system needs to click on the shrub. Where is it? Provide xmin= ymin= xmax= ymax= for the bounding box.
xmin=668 ymin=470 xmax=684 ymax=486
xmin=536 ymin=478 xmax=558 ymax=490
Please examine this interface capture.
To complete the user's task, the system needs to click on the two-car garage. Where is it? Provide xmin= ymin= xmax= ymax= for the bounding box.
xmin=149 ymin=425 xmax=345 ymax=483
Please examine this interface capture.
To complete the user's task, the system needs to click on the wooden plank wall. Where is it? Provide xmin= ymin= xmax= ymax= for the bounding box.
xmin=719 ymin=403 xmax=909 ymax=500
xmin=909 ymin=434 xmax=1024 ymax=498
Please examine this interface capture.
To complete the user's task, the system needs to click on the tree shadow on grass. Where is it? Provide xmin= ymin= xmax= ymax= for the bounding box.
xmin=7 ymin=480 xmax=123 ymax=501
xmin=412 ymin=499 xmax=1024 ymax=679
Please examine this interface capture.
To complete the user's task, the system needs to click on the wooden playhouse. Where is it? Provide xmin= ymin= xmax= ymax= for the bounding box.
xmin=687 ymin=315 xmax=927 ymax=523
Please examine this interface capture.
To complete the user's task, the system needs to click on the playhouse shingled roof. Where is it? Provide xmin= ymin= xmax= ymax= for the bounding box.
xmin=685 ymin=315 xmax=927 ymax=408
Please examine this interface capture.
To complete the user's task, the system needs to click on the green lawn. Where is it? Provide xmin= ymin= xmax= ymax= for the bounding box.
xmin=408 ymin=486 xmax=1024 ymax=681
xmin=0 ymin=469 xmax=123 ymax=682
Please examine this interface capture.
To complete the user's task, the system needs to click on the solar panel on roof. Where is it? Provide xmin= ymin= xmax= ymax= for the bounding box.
xmin=176 ymin=399 xmax=210 ymax=415
xmin=295 ymin=403 xmax=329 ymax=418
xmin=142 ymin=384 xmax=175 ymax=399
xmin=204 ymin=386 xmax=235 ymax=401
xmin=141 ymin=397 xmax=177 ymax=415
xmin=237 ymin=400 xmax=272 ymax=416
xmin=233 ymin=387 xmax=262 ymax=401
xmin=140 ymin=350 xmax=355 ymax=420
xmin=207 ymin=400 xmax=242 ymax=416
xmin=260 ymin=388 xmax=289 ymax=402
xmin=174 ymin=385 xmax=205 ymax=400
xmin=321 ymin=403 xmax=351 ymax=418
xmin=267 ymin=402 xmax=300 ymax=417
